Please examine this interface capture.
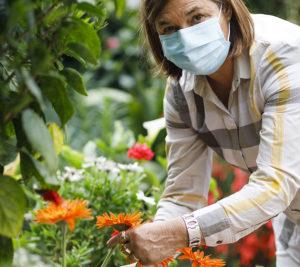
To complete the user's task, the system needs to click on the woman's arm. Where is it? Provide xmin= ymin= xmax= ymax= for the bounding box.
xmin=155 ymin=78 xmax=214 ymax=221
xmin=108 ymin=78 xmax=213 ymax=264
xmin=191 ymin=42 xmax=300 ymax=247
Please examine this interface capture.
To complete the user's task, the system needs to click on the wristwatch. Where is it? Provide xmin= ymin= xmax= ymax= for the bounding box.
xmin=181 ymin=213 xmax=203 ymax=247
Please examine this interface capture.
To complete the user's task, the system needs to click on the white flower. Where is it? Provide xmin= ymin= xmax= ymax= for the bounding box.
xmin=118 ymin=162 xmax=144 ymax=173
xmin=60 ymin=167 xmax=84 ymax=182
xmin=83 ymin=156 xmax=120 ymax=174
xmin=137 ymin=191 xmax=156 ymax=206
xmin=143 ymin=118 xmax=166 ymax=142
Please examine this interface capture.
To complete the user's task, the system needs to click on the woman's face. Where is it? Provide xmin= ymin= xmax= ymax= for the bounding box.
xmin=155 ymin=0 xmax=230 ymax=38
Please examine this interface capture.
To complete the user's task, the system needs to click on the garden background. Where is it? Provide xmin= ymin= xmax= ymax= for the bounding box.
xmin=0 ymin=0 xmax=300 ymax=266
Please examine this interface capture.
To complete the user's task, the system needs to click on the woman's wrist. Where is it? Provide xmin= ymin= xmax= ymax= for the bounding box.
xmin=163 ymin=217 xmax=189 ymax=248
xmin=181 ymin=213 xmax=203 ymax=247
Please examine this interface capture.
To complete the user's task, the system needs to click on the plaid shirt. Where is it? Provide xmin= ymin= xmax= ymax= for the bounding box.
xmin=154 ymin=14 xmax=300 ymax=247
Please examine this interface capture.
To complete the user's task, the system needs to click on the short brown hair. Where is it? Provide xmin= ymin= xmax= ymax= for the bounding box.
xmin=140 ymin=0 xmax=254 ymax=79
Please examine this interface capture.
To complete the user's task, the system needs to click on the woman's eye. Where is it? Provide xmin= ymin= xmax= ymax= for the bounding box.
xmin=192 ymin=14 xmax=202 ymax=24
xmin=163 ymin=26 xmax=176 ymax=34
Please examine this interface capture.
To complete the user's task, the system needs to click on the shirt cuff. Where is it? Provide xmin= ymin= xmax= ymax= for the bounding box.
xmin=154 ymin=199 xmax=195 ymax=222
xmin=192 ymin=202 xmax=234 ymax=246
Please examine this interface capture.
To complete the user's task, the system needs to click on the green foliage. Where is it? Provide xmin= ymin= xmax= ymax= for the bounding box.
xmin=0 ymin=235 xmax=13 ymax=267
xmin=0 ymin=176 xmax=26 ymax=238
xmin=20 ymin=152 xmax=156 ymax=266
xmin=0 ymin=0 xmax=107 ymax=258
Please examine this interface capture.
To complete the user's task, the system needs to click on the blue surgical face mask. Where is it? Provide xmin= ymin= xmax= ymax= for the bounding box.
xmin=159 ymin=6 xmax=231 ymax=76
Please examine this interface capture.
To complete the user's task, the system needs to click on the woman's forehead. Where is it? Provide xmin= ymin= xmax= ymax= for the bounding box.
xmin=157 ymin=0 xmax=217 ymax=21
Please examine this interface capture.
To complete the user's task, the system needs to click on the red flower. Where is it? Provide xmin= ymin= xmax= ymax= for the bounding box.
xmin=36 ymin=190 xmax=63 ymax=205
xmin=215 ymin=244 xmax=229 ymax=255
xmin=111 ymin=229 xmax=120 ymax=238
xmin=231 ymin=168 xmax=249 ymax=192
xmin=127 ymin=143 xmax=155 ymax=161
xmin=237 ymin=234 xmax=259 ymax=266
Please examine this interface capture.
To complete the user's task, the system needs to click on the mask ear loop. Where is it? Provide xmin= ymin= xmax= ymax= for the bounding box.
xmin=218 ymin=4 xmax=231 ymax=41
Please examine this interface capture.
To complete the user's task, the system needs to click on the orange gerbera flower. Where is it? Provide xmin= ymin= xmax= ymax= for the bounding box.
xmin=35 ymin=199 xmax=93 ymax=231
xmin=96 ymin=212 xmax=142 ymax=231
xmin=137 ymin=256 xmax=174 ymax=267
xmin=177 ymin=248 xmax=226 ymax=267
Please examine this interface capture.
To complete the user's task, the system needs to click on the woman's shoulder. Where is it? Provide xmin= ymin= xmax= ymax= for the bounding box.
xmin=251 ymin=14 xmax=300 ymax=47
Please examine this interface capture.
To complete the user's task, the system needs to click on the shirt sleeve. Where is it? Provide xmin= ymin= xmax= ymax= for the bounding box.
xmin=192 ymin=42 xmax=300 ymax=246
xmin=154 ymin=78 xmax=214 ymax=222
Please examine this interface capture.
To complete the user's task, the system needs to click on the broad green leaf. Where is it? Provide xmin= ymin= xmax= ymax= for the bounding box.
xmin=21 ymin=69 xmax=46 ymax=111
xmin=20 ymin=152 xmax=59 ymax=186
xmin=59 ymin=18 xmax=100 ymax=64
xmin=66 ymin=42 xmax=97 ymax=65
xmin=61 ymin=68 xmax=88 ymax=96
xmin=0 ymin=139 xmax=17 ymax=166
xmin=0 ymin=235 xmax=13 ymax=267
xmin=22 ymin=109 xmax=58 ymax=173
xmin=48 ymin=123 xmax=64 ymax=155
xmin=38 ymin=73 xmax=74 ymax=126
xmin=0 ymin=175 xmax=26 ymax=238
xmin=61 ymin=145 xmax=84 ymax=169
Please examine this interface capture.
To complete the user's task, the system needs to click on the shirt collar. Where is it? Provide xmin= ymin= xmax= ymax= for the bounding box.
xmin=235 ymin=50 xmax=251 ymax=80
xmin=179 ymin=50 xmax=251 ymax=94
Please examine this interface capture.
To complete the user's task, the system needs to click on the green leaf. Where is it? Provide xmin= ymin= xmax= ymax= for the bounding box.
xmin=76 ymin=2 xmax=106 ymax=19
xmin=38 ymin=73 xmax=74 ymax=126
xmin=21 ymin=69 xmax=46 ymax=112
xmin=66 ymin=42 xmax=97 ymax=65
xmin=20 ymin=152 xmax=59 ymax=186
xmin=22 ymin=109 xmax=58 ymax=173
xmin=61 ymin=145 xmax=84 ymax=169
xmin=59 ymin=18 xmax=100 ymax=64
xmin=0 ymin=235 xmax=13 ymax=267
xmin=44 ymin=5 xmax=69 ymax=26
xmin=114 ymin=0 xmax=126 ymax=18
xmin=48 ymin=123 xmax=64 ymax=155
xmin=0 ymin=139 xmax=17 ymax=166
xmin=61 ymin=68 xmax=87 ymax=96
xmin=0 ymin=175 xmax=26 ymax=238
xmin=209 ymin=177 xmax=219 ymax=199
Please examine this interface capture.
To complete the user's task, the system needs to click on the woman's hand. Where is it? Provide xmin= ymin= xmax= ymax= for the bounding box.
xmin=107 ymin=217 xmax=188 ymax=265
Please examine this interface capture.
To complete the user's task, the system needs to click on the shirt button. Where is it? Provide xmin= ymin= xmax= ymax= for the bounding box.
xmin=216 ymin=240 xmax=223 ymax=244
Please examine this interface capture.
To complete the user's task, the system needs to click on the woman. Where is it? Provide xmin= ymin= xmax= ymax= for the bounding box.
xmin=109 ymin=0 xmax=300 ymax=266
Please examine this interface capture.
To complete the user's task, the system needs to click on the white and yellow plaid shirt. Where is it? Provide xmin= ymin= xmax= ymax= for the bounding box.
xmin=154 ymin=14 xmax=300 ymax=247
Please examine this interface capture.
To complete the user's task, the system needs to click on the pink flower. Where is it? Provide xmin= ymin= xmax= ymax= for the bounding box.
xmin=127 ymin=143 xmax=155 ymax=161
xmin=106 ymin=37 xmax=120 ymax=50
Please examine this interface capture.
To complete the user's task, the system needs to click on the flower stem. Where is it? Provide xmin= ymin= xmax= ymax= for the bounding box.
xmin=61 ymin=222 xmax=67 ymax=267
xmin=99 ymin=246 xmax=116 ymax=267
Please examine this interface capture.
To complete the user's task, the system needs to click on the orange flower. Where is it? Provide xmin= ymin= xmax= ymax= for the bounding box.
xmin=137 ymin=257 xmax=174 ymax=267
xmin=35 ymin=199 xmax=93 ymax=231
xmin=177 ymin=248 xmax=225 ymax=267
xmin=96 ymin=212 xmax=142 ymax=231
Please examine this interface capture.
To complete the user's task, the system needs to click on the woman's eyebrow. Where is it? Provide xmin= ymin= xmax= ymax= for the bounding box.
xmin=157 ymin=6 xmax=204 ymax=27
xmin=185 ymin=6 xmax=203 ymax=16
